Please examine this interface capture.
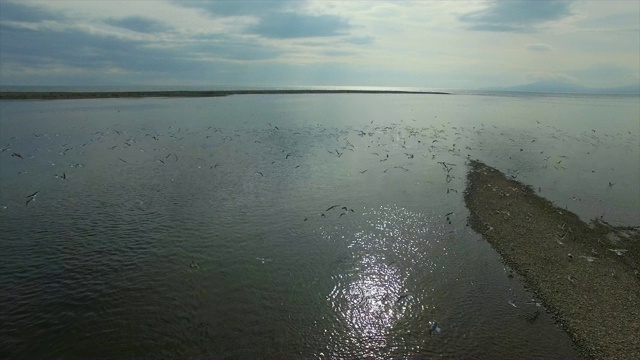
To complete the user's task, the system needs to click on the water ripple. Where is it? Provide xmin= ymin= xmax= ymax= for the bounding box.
xmin=2 ymin=94 xmax=628 ymax=357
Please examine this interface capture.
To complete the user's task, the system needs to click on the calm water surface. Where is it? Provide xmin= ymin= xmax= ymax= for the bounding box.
xmin=1 ymin=93 xmax=638 ymax=358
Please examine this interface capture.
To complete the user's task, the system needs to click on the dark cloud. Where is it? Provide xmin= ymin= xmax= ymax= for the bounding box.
xmin=249 ymin=12 xmax=349 ymax=38
xmin=0 ymin=23 xmax=206 ymax=83
xmin=104 ymin=16 xmax=172 ymax=34
xmin=176 ymin=0 xmax=350 ymax=39
xmin=0 ymin=1 xmax=64 ymax=22
xmin=176 ymin=0 xmax=295 ymax=16
xmin=1 ymin=23 xmax=144 ymax=69
xmin=0 ymin=18 xmax=281 ymax=86
xmin=459 ymin=0 xmax=573 ymax=32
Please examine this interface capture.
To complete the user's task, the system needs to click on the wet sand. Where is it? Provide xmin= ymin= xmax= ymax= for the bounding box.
xmin=464 ymin=160 xmax=640 ymax=359
xmin=0 ymin=89 xmax=449 ymax=100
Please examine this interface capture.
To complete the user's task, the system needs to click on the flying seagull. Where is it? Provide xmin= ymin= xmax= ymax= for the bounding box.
xmin=26 ymin=191 xmax=39 ymax=206
xmin=429 ymin=321 xmax=441 ymax=335
xmin=166 ymin=153 xmax=178 ymax=161
xmin=608 ymin=248 xmax=627 ymax=256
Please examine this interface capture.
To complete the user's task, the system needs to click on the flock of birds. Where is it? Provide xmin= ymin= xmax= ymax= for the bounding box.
xmin=1 ymin=105 xmax=637 ymax=223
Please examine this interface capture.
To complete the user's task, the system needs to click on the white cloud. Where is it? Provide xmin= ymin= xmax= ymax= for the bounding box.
xmin=0 ymin=0 xmax=638 ymax=89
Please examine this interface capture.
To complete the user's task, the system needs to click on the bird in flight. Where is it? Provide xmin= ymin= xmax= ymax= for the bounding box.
xmin=26 ymin=191 xmax=39 ymax=206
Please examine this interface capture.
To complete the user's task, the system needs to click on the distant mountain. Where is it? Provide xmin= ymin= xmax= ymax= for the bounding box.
xmin=483 ymin=80 xmax=639 ymax=95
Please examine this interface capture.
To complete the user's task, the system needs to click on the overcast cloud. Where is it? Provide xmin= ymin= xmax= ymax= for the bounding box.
xmin=0 ymin=0 xmax=638 ymax=89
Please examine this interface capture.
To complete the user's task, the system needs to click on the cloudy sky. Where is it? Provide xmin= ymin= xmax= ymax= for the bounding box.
xmin=1 ymin=0 xmax=638 ymax=89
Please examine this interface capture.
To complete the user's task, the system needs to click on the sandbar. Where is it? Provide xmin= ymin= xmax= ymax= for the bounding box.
xmin=464 ymin=160 xmax=640 ymax=359
xmin=0 ymin=89 xmax=450 ymax=100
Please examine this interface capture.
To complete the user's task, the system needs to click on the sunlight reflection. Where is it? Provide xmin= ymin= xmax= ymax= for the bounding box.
xmin=329 ymin=255 xmax=403 ymax=354
xmin=325 ymin=205 xmax=444 ymax=356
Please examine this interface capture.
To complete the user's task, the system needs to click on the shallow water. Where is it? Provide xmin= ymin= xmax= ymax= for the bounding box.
xmin=1 ymin=92 xmax=638 ymax=358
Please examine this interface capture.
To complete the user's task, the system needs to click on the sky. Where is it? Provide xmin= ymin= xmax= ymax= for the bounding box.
xmin=0 ymin=0 xmax=639 ymax=89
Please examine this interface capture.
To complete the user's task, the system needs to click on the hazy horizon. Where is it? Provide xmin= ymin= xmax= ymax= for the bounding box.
xmin=1 ymin=0 xmax=638 ymax=90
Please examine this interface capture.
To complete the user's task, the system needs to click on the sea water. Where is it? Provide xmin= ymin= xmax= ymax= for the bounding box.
xmin=0 ymin=92 xmax=637 ymax=357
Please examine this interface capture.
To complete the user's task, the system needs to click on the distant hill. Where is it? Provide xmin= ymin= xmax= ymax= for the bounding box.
xmin=483 ymin=80 xmax=639 ymax=95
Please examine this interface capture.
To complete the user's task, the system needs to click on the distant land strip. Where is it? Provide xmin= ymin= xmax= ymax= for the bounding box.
xmin=0 ymin=90 xmax=450 ymax=100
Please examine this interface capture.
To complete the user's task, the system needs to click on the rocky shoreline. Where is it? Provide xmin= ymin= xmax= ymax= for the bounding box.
xmin=0 ymin=89 xmax=450 ymax=100
xmin=464 ymin=160 xmax=639 ymax=359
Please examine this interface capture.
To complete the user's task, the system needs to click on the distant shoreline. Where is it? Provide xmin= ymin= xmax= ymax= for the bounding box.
xmin=0 ymin=90 xmax=450 ymax=100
